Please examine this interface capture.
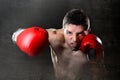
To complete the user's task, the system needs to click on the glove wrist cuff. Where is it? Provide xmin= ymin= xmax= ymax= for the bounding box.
xmin=12 ymin=28 xmax=24 ymax=43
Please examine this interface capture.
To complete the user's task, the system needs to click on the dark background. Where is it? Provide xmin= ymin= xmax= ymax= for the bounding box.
xmin=0 ymin=0 xmax=120 ymax=80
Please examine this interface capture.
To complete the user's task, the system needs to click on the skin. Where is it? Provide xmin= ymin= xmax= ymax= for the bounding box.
xmin=47 ymin=24 xmax=105 ymax=80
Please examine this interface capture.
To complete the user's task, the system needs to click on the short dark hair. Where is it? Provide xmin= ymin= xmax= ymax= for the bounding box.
xmin=63 ymin=9 xmax=90 ymax=30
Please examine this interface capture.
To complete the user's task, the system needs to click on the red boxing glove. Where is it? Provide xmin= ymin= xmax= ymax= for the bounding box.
xmin=80 ymin=34 xmax=104 ymax=62
xmin=12 ymin=26 xmax=48 ymax=56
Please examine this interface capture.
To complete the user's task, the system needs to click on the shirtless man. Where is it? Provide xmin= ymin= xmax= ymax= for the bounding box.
xmin=12 ymin=9 xmax=106 ymax=80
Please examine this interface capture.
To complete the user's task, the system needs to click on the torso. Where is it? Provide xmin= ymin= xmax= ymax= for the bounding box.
xmin=47 ymin=29 xmax=90 ymax=80
xmin=51 ymin=48 xmax=89 ymax=80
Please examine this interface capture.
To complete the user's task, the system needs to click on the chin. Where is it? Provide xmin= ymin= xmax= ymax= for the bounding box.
xmin=72 ymin=47 xmax=79 ymax=51
xmin=72 ymin=48 xmax=79 ymax=51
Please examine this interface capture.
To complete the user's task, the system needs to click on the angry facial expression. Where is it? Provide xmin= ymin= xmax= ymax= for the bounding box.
xmin=64 ymin=24 xmax=86 ymax=51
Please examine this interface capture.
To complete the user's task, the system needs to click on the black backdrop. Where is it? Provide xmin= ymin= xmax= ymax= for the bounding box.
xmin=0 ymin=0 xmax=120 ymax=80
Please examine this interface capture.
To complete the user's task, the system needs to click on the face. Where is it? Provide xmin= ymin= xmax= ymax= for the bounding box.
xmin=64 ymin=24 xmax=86 ymax=51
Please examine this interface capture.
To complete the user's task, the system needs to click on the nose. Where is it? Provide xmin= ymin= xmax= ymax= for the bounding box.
xmin=72 ymin=35 xmax=77 ymax=42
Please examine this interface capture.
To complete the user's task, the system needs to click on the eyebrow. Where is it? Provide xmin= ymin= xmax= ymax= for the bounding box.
xmin=66 ymin=30 xmax=84 ymax=34
xmin=77 ymin=31 xmax=84 ymax=34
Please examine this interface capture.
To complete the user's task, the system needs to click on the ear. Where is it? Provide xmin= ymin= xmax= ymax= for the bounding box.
xmin=87 ymin=28 xmax=91 ymax=33
xmin=84 ymin=28 xmax=91 ymax=35
xmin=86 ymin=17 xmax=91 ymax=34
xmin=84 ymin=30 xmax=88 ymax=35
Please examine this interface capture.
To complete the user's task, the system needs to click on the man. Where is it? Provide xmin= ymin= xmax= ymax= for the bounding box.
xmin=12 ymin=9 xmax=106 ymax=80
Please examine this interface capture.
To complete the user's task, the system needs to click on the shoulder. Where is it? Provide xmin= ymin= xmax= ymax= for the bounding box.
xmin=47 ymin=28 xmax=64 ymax=37
xmin=47 ymin=28 xmax=65 ymax=45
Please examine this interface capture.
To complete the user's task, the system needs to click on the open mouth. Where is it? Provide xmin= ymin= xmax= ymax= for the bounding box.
xmin=71 ymin=42 xmax=77 ymax=47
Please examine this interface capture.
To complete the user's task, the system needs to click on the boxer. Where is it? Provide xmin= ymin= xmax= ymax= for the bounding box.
xmin=12 ymin=9 xmax=106 ymax=80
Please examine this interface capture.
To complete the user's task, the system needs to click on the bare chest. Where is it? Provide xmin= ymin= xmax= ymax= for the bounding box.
xmin=51 ymin=48 xmax=89 ymax=80
xmin=57 ymin=49 xmax=88 ymax=69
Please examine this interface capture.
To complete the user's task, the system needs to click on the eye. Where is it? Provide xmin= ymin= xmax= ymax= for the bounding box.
xmin=77 ymin=33 xmax=82 ymax=36
xmin=66 ymin=31 xmax=72 ymax=35
xmin=77 ymin=31 xmax=84 ymax=36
